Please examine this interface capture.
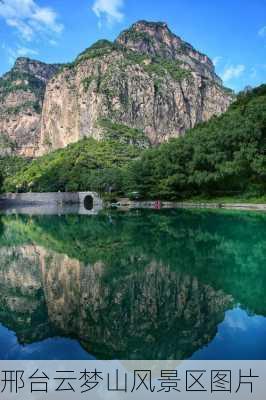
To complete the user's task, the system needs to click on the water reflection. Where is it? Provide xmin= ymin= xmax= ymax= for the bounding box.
xmin=0 ymin=324 xmax=94 ymax=360
xmin=0 ymin=209 xmax=266 ymax=359
xmin=1 ymin=203 xmax=100 ymax=215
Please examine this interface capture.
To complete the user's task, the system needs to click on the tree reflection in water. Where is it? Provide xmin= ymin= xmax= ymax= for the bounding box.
xmin=0 ymin=209 xmax=266 ymax=359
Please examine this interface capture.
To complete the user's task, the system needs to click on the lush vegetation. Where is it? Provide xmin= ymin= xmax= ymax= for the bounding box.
xmin=76 ymin=40 xmax=119 ymax=63
xmin=0 ymin=155 xmax=30 ymax=179
xmin=0 ymin=133 xmax=16 ymax=152
xmin=0 ymin=173 xmax=3 ymax=194
xmin=124 ymin=84 xmax=266 ymax=200
xmin=99 ymin=118 xmax=150 ymax=148
xmin=2 ymin=121 xmax=145 ymax=194
xmin=0 ymin=156 xmax=31 ymax=194
xmin=1 ymin=85 xmax=266 ymax=201
xmin=120 ymin=29 xmax=156 ymax=45
xmin=143 ymin=57 xmax=191 ymax=82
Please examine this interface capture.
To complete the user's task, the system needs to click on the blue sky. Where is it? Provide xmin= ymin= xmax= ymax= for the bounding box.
xmin=0 ymin=0 xmax=266 ymax=91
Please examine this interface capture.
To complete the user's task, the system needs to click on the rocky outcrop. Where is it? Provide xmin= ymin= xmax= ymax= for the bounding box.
xmin=38 ymin=21 xmax=233 ymax=154
xmin=13 ymin=58 xmax=60 ymax=83
xmin=0 ymin=21 xmax=234 ymax=157
xmin=116 ymin=21 xmax=222 ymax=84
xmin=0 ymin=58 xmax=60 ymax=157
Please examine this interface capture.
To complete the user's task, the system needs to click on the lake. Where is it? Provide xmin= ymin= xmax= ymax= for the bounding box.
xmin=0 ymin=208 xmax=266 ymax=360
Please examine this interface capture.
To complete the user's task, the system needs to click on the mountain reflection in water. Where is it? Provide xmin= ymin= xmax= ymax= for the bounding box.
xmin=0 ymin=209 xmax=266 ymax=360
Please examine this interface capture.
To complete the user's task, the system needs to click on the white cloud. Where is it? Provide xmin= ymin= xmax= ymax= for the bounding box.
xmin=49 ymin=39 xmax=57 ymax=46
xmin=0 ymin=0 xmax=63 ymax=41
xmin=92 ymin=0 xmax=124 ymax=26
xmin=258 ymin=26 xmax=266 ymax=37
xmin=16 ymin=46 xmax=38 ymax=57
xmin=6 ymin=18 xmax=33 ymax=40
xmin=221 ymin=64 xmax=245 ymax=82
xmin=212 ymin=56 xmax=222 ymax=67
xmin=4 ymin=44 xmax=39 ymax=64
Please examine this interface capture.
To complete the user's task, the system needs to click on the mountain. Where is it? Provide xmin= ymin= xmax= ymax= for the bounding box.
xmin=0 ymin=58 xmax=60 ymax=157
xmin=0 ymin=21 xmax=233 ymax=157
xmin=125 ymin=84 xmax=266 ymax=199
xmin=3 ymin=84 xmax=266 ymax=199
xmin=116 ymin=21 xmax=222 ymax=84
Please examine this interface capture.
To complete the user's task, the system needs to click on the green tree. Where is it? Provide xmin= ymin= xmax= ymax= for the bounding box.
xmin=0 ymin=173 xmax=3 ymax=194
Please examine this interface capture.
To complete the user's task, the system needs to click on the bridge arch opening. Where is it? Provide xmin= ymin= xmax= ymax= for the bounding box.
xmin=84 ymin=195 xmax=94 ymax=211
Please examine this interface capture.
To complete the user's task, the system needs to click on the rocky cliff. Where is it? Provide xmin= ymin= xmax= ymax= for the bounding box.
xmin=0 ymin=21 xmax=234 ymax=157
xmin=116 ymin=21 xmax=222 ymax=84
xmin=38 ymin=21 xmax=233 ymax=155
xmin=0 ymin=58 xmax=60 ymax=157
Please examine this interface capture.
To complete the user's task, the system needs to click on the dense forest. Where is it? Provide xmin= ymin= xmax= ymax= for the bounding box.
xmin=126 ymin=85 xmax=266 ymax=200
xmin=1 ymin=84 xmax=266 ymax=200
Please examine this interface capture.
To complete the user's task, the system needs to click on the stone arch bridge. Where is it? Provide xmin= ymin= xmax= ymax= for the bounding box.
xmin=0 ymin=192 xmax=103 ymax=215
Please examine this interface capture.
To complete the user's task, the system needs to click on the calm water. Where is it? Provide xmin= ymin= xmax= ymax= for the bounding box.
xmin=0 ymin=208 xmax=266 ymax=360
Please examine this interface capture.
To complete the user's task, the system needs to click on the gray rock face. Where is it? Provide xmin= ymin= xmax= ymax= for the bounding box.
xmin=0 ymin=58 xmax=60 ymax=157
xmin=13 ymin=57 xmax=60 ymax=83
xmin=0 ymin=21 xmax=234 ymax=157
xmin=38 ymin=21 xmax=233 ymax=154
xmin=116 ymin=21 xmax=222 ymax=84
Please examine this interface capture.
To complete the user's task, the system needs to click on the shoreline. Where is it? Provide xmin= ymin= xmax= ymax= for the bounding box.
xmin=113 ymin=200 xmax=266 ymax=211
xmin=2 ymin=197 xmax=266 ymax=212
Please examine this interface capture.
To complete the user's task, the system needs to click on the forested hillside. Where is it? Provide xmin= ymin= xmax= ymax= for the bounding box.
xmin=125 ymin=85 xmax=266 ymax=199
xmin=1 ymin=121 xmax=147 ymax=193
xmin=1 ymin=85 xmax=266 ymax=200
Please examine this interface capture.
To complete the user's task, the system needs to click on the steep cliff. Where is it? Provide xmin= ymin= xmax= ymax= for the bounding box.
xmin=116 ymin=21 xmax=222 ymax=84
xmin=38 ymin=21 xmax=233 ymax=155
xmin=0 ymin=58 xmax=60 ymax=157
xmin=0 ymin=21 xmax=234 ymax=157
